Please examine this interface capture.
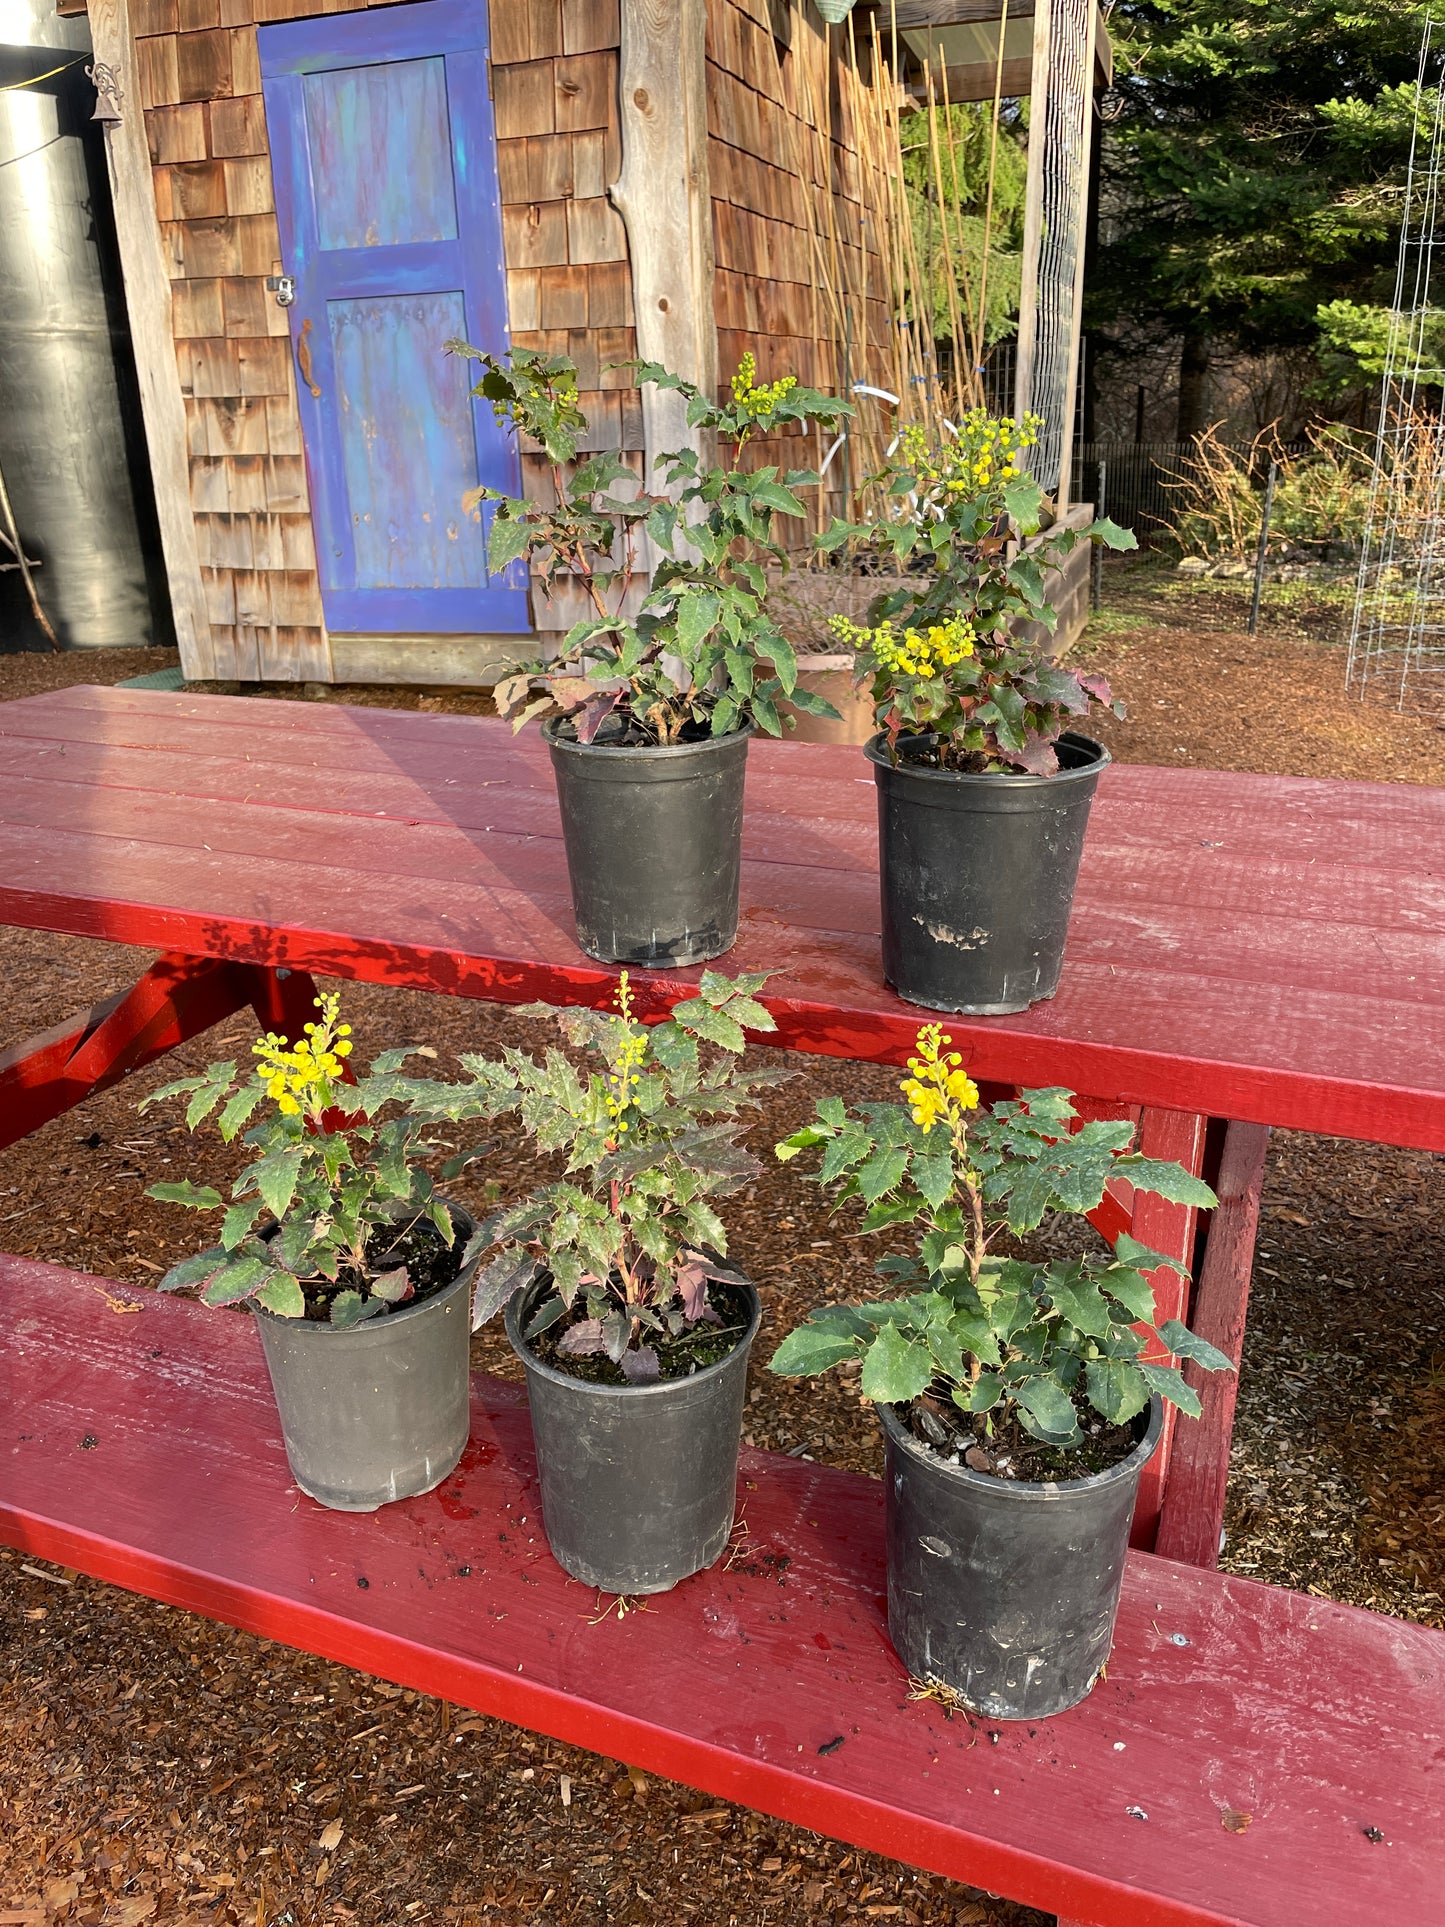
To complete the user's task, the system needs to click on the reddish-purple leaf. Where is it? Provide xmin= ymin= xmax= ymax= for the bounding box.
xmin=676 ymin=1260 xmax=709 ymax=1322
xmin=558 ymin=1318 xmax=606 ymax=1356
xmin=1076 ymin=672 xmax=1114 ymax=707
xmin=1007 ymin=733 xmax=1059 ymax=776
xmin=574 ymin=690 xmax=624 ymax=744
xmin=620 ymin=1345 xmax=661 ymax=1383
xmin=369 ymin=1266 xmax=413 ymax=1304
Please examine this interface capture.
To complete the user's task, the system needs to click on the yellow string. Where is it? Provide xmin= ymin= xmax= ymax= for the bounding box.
xmin=0 ymin=58 xmax=90 ymax=92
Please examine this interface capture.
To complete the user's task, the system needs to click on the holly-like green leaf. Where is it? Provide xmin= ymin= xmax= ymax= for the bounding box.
xmin=856 ymin=1143 xmax=908 ymax=1206
xmin=220 ymin=1201 xmax=260 ymax=1250
xmin=330 ymin=1289 xmax=384 ymax=1330
xmin=1098 ymin=1265 xmax=1157 ymax=1325
xmin=858 ymin=1322 xmax=934 ymax=1404
xmin=956 ymin=1370 xmax=1004 ymax=1412
xmin=1047 ymin=1273 xmax=1113 ymax=1340
xmin=1158 ymin=1320 xmax=1234 ymax=1373
xmin=912 ymin=1151 xmax=955 ymax=1212
xmin=487 ymin=503 xmax=535 ymax=574
xmin=1086 ymin=515 xmax=1137 ymax=552
xmin=200 ymin=1255 xmax=272 ymax=1306
xmin=158 ymin=1245 xmax=227 ymax=1293
xmin=148 ymin=1179 xmax=224 ymax=1211
xmin=675 ymin=589 xmax=721 ymax=655
xmin=1085 ymin=1356 xmax=1150 ymax=1425
xmin=218 ymin=1081 xmax=266 ymax=1142
xmin=756 ymin=630 xmax=798 ymax=696
xmin=672 ymin=998 xmax=744 ymax=1053
xmin=1013 ymin=1375 xmax=1081 ymax=1442
xmin=255 ymin=1272 xmax=305 ymax=1319
xmin=252 ymin=1147 xmax=304 ymax=1219
xmin=1003 ymin=475 xmax=1043 ymax=535
xmin=1138 ymin=1360 xmax=1202 ymax=1418
xmin=768 ymin=1315 xmax=862 ymax=1376
xmin=1114 ymin=1157 xmax=1218 ymax=1210
xmin=1113 ymin=1230 xmax=1192 ymax=1278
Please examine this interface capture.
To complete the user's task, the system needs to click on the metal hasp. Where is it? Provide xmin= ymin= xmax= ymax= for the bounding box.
xmin=0 ymin=0 xmax=166 ymax=649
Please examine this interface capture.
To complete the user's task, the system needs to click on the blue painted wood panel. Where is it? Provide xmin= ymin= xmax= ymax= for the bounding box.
xmin=330 ymin=291 xmax=487 ymax=589
xmin=304 ymin=58 xmax=459 ymax=250
xmin=259 ymin=0 xmax=529 ymax=637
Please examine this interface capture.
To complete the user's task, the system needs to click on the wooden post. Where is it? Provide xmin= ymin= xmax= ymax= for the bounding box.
xmin=87 ymin=0 xmax=214 ymax=678
xmin=1051 ymin=0 xmax=1098 ymax=513
xmin=1011 ymin=0 xmax=1050 ymax=439
xmin=611 ymin=0 xmax=718 ymax=495
xmin=1154 ymin=1121 xmax=1271 ymax=1568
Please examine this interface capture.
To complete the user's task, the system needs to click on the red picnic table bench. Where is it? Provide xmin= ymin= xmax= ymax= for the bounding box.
xmin=0 ymin=684 xmax=1442 ymax=1926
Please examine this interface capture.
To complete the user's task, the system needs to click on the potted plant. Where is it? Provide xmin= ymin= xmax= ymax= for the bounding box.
xmin=140 ymin=993 xmax=489 ymax=1512
xmin=768 ymin=1025 xmax=1230 ymax=1719
xmin=456 ymin=969 xmax=789 ymax=1594
xmin=822 ymin=412 xmax=1138 ymax=1013
xmin=448 ymin=343 xmax=848 ymax=967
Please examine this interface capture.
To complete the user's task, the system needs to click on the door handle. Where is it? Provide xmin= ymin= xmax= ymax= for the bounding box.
xmin=296 ymin=317 xmax=321 ymax=399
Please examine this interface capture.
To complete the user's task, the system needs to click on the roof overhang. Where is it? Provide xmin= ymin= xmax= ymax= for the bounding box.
xmin=856 ymin=0 xmax=1114 ymax=101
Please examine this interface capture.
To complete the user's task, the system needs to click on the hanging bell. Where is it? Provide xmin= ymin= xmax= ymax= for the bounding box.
xmin=87 ymin=62 xmax=124 ymax=124
xmin=814 ymin=0 xmax=858 ymax=22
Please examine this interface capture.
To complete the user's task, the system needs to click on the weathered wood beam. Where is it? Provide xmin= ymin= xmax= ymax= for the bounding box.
xmin=87 ymin=0 xmax=214 ymax=676
xmin=611 ymin=0 xmax=717 ymax=493
xmin=896 ymin=0 xmax=1112 ymax=97
xmin=891 ymin=0 xmax=1036 ymax=25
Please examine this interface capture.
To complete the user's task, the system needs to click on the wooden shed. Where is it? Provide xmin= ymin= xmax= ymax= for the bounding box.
xmin=79 ymin=0 xmax=1110 ymax=686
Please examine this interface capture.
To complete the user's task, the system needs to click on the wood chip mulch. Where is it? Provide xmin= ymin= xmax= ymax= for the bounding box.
xmin=1 ymin=575 xmax=1441 ymax=1925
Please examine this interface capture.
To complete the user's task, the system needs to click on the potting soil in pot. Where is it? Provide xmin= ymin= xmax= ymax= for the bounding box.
xmin=288 ymin=1215 xmax=460 ymax=1321
xmin=526 ymin=1278 xmax=754 ymax=1384
xmin=898 ymin=1389 xmax=1144 ymax=1482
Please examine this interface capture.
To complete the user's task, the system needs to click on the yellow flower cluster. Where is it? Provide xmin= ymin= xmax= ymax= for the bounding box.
xmin=252 ymin=992 xmax=352 ymax=1118
xmin=829 ymin=612 xmax=975 ymax=681
xmin=730 ymin=351 xmax=798 ymax=417
xmin=900 ymin=411 xmax=1040 ymax=498
xmin=604 ymin=971 xmax=647 ymax=1134
xmin=900 ymin=1025 xmax=979 ymax=1135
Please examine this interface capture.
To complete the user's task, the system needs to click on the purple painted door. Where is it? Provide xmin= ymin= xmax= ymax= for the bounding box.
xmin=259 ymin=0 xmax=529 ymax=635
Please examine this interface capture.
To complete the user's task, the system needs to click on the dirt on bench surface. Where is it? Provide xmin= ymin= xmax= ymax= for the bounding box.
xmin=0 ymin=568 xmax=1441 ymax=1927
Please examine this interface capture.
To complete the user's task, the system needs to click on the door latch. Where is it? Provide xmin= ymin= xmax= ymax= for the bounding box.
xmin=266 ymin=274 xmax=296 ymax=308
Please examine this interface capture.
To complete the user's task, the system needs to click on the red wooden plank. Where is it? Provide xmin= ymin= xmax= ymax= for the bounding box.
xmin=0 ymin=691 xmax=1441 ymax=1149
xmin=1114 ymin=1110 xmax=1209 ymax=1550
xmin=3 ymin=769 xmax=1441 ymax=1003
xmin=11 ymin=686 xmax=1443 ymax=844
xmin=5 ymin=691 xmax=1443 ymax=881
xmin=3 ymin=761 xmax=1441 ymax=969
xmin=1 ymin=1259 xmax=1440 ymax=1927
xmin=1154 ymin=1123 xmax=1272 ymax=1569
xmin=0 ymin=954 xmax=331 ymax=1150
xmin=0 ymin=828 xmax=1441 ymax=1140
xmin=0 ymin=954 xmax=247 ymax=1148
xmin=0 ymin=812 xmax=1438 ymax=1148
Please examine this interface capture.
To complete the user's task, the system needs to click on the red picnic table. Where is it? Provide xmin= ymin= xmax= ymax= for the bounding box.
xmin=1 ymin=684 xmax=1443 ymax=1927
xmin=0 ymin=682 xmax=1441 ymax=1567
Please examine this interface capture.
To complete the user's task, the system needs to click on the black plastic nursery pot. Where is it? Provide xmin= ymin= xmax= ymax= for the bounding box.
xmin=866 ymin=730 xmax=1110 ymax=1015
xmin=251 ymin=1203 xmax=478 ymax=1514
xmin=505 ymin=1277 xmax=761 ymax=1594
xmin=879 ymin=1397 xmax=1164 ymax=1720
xmin=543 ymin=718 xmax=752 ymax=967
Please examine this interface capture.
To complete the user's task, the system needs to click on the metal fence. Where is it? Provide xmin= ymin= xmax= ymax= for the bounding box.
xmin=1071 ymin=442 xmax=1195 ymax=539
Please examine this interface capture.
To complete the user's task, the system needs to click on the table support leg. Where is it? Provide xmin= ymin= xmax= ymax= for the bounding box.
xmin=1153 ymin=1121 xmax=1271 ymax=1568
xmin=1116 ymin=1108 xmax=1211 ymax=1551
xmin=0 ymin=954 xmax=328 ymax=1151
